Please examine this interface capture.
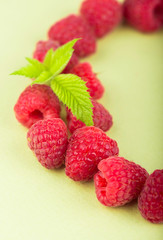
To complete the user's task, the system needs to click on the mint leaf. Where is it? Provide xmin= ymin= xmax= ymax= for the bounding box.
xmin=10 ymin=38 xmax=94 ymax=126
xmin=25 ymin=57 xmax=46 ymax=71
xmin=11 ymin=39 xmax=80 ymax=82
xmin=51 ymin=74 xmax=93 ymax=126
xmin=11 ymin=57 xmax=46 ymax=78
xmin=43 ymin=49 xmax=54 ymax=68
xmin=31 ymin=71 xmax=52 ymax=85
xmin=46 ymin=38 xmax=80 ymax=76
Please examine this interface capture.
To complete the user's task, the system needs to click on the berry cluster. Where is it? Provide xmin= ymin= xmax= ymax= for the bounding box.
xmin=14 ymin=0 xmax=163 ymax=224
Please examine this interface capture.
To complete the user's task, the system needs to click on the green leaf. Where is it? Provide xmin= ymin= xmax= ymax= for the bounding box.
xmin=45 ymin=39 xmax=80 ymax=76
xmin=51 ymin=74 xmax=93 ymax=126
xmin=26 ymin=57 xmax=46 ymax=71
xmin=10 ymin=39 xmax=80 ymax=81
xmin=43 ymin=49 xmax=54 ymax=68
xmin=31 ymin=71 xmax=52 ymax=85
xmin=11 ymin=57 xmax=46 ymax=78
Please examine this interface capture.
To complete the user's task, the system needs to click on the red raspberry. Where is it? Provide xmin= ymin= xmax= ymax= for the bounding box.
xmin=48 ymin=14 xmax=96 ymax=57
xmin=94 ymin=157 xmax=149 ymax=207
xmin=33 ymin=40 xmax=79 ymax=73
xmin=33 ymin=40 xmax=60 ymax=62
xmin=70 ymin=62 xmax=104 ymax=99
xmin=138 ymin=169 xmax=163 ymax=223
xmin=14 ymin=84 xmax=60 ymax=128
xmin=63 ymin=54 xmax=79 ymax=73
xmin=27 ymin=118 xmax=68 ymax=169
xmin=67 ymin=99 xmax=113 ymax=134
xmin=65 ymin=126 xmax=119 ymax=181
xmin=80 ymin=0 xmax=122 ymax=38
xmin=123 ymin=0 xmax=163 ymax=32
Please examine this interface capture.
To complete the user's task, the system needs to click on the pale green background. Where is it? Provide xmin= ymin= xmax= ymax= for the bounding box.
xmin=0 ymin=0 xmax=163 ymax=239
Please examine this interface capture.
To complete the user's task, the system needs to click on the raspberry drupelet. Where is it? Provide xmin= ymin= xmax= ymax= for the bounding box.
xmin=67 ymin=99 xmax=113 ymax=134
xmin=94 ymin=156 xmax=149 ymax=207
xmin=27 ymin=118 xmax=68 ymax=169
xmin=65 ymin=126 xmax=119 ymax=181
xmin=14 ymin=84 xmax=60 ymax=128
xmin=138 ymin=169 xmax=163 ymax=223
xmin=80 ymin=0 xmax=122 ymax=38
xmin=123 ymin=0 xmax=163 ymax=32
xmin=48 ymin=14 xmax=96 ymax=57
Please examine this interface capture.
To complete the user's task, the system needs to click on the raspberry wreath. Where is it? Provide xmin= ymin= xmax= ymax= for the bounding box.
xmin=12 ymin=0 xmax=163 ymax=224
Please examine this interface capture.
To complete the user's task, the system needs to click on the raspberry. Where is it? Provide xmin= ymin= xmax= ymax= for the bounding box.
xmin=138 ymin=169 xmax=163 ymax=223
xmin=14 ymin=84 xmax=60 ymax=128
xmin=80 ymin=0 xmax=122 ymax=38
xmin=33 ymin=40 xmax=60 ymax=62
xmin=94 ymin=157 xmax=149 ymax=207
xmin=33 ymin=40 xmax=79 ymax=73
xmin=70 ymin=62 xmax=104 ymax=99
xmin=63 ymin=53 xmax=79 ymax=73
xmin=123 ymin=0 xmax=163 ymax=32
xmin=27 ymin=118 xmax=68 ymax=169
xmin=67 ymin=99 xmax=113 ymax=134
xmin=48 ymin=14 xmax=96 ymax=57
xmin=65 ymin=126 xmax=119 ymax=181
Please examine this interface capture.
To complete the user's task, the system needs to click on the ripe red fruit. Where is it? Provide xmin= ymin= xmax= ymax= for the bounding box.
xmin=27 ymin=118 xmax=68 ymax=169
xmin=33 ymin=40 xmax=60 ymax=62
xmin=138 ymin=169 xmax=163 ymax=223
xmin=14 ymin=84 xmax=60 ymax=128
xmin=67 ymin=99 xmax=113 ymax=134
xmin=123 ymin=0 xmax=163 ymax=32
xmin=48 ymin=14 xmax=96 ymax=57
xmin=94 ymin=157 xmax=149 ymax=207
xmin=33 ymin=40 xmax=79 ymax=73
xmin=70 ymin=62 xmax=104 ymax=100
xmin=65 ymin=126 xmax=119 ymax=181
xmin=80 ymin=0 xmax=122 ymax=38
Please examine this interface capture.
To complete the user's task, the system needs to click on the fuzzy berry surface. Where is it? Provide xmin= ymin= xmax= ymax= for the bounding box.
xmin=14 ymin=84 xmax=60 ymax=128
xmin=33 ymin=40 xmax=60 ymax=62
xmin=123 ymin=0 xmax=163 ymax=32
xmin=33 ymin=40 xmax=79 ymax=73
xmin=27 ymin=118 xmax=68 ymax=169
xmin=67 ymin=99 xmax=113 ymax=134
xmin=65 ymin=126 xmax=119 ymax=181
xmin=138 ymin=169 xmax=163 ymax=223
xmin=80 ymin=0 xmax=122 ymax=38
xmin=48 ymin=14 xmax=96 ymax=57
xmin=70 ymin=62 xmax=104 ymax=99
xmin=94 ymin=157 xmax=149 ymax=207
